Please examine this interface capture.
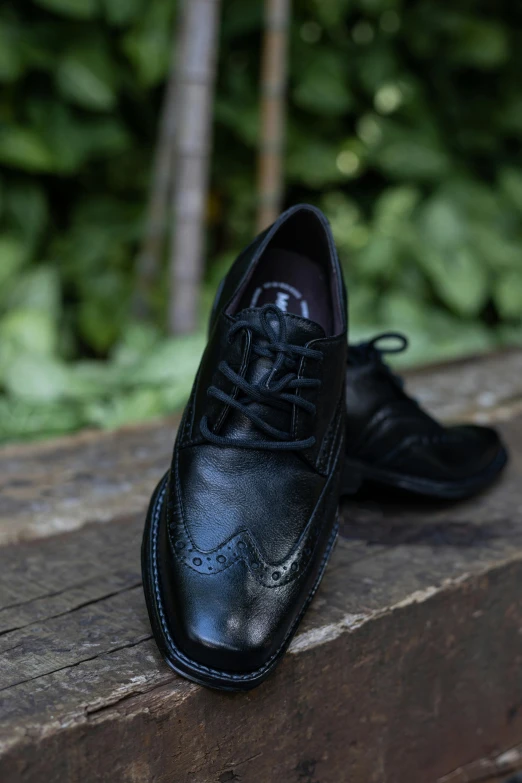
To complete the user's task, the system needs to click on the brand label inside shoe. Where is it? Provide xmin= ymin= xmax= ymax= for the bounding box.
xmin=249 ymin=281 xmax=310 ymax=318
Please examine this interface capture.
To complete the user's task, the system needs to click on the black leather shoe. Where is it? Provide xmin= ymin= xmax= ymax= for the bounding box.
xmin=142 ymin=204 xmax=348 ymax=690
xmin=341 ymin=333 xmax=508 ymax=500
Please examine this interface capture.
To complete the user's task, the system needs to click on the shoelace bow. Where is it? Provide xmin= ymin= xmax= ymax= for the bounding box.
xmin=349 ymin=331 xmax=409 ymax=389
xmin=200 ymin=304 xmax=322 ymax=450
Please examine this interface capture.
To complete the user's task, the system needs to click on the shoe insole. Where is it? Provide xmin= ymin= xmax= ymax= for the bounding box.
xmin=238 ymin=248 xmax=332 ymax=334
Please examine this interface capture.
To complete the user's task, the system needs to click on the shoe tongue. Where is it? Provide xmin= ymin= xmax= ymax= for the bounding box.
xmin=236 ymin=307 xmax=325 ymax=346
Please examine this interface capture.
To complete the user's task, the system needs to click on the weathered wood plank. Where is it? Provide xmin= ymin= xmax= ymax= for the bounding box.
xmin=439 ymin=742 xmax=522 ymax=782
xmin=2 ymin=554 xmax=522 ymax=782
xmin=0 ymin=420 xmax=177 ymax=545
xmin=407 ymin=347 xmax=522 ymax=424
xmin=1 ymin=351 xmax=522 ymax=782
xmin=0 ymin=514 xmax=143 ymax=634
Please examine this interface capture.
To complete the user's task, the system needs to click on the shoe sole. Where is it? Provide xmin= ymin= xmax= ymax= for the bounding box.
xmin=340 ymin=445 xmax=509 ymax=501
xmin=141 ymin=473 xmax=340 ymax=692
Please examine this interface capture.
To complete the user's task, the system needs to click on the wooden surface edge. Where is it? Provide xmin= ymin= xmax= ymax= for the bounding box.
xmin=2 ymin=551 xmax=522 ymax=782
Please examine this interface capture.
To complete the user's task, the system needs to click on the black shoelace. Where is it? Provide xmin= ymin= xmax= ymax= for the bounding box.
xmin=349 ymin=331 xmax=409 ymax=389
xmin=200 ymin=304 xmax=322 ymax=450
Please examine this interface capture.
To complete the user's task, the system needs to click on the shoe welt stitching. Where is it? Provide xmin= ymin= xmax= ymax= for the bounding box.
xmin=150 ymin=476 xmax=340 ymax=683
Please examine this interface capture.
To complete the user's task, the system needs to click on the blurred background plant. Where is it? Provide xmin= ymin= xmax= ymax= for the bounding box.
xmin=1 ymin=0 xmax=522 ymax=442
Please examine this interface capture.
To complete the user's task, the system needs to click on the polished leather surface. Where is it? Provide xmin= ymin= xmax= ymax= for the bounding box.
xmin=344 ymin=337 xmax=507 ymax=488
xmin=145 ymin=205 xmax=347 ymax=687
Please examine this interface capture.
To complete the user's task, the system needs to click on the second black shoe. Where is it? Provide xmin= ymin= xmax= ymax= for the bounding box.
xmin=142 ymin=205 xmax=348 ymax=690
xmin=341 ymin=333 xmax=508 ymax=500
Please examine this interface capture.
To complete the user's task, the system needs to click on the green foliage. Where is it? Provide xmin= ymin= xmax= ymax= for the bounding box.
xmin=1 ymin=0 xmax=522 ymax=441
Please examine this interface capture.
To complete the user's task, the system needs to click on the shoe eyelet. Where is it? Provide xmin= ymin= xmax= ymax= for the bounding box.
xmin=193 ymin=557 xmax=202 ymax=566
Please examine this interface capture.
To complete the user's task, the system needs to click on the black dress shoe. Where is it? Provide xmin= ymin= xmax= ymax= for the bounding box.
xmin=341 ymin=333 xmax=508 ymax=500
xmin=142 ymin=204 xmax=348 ymax=690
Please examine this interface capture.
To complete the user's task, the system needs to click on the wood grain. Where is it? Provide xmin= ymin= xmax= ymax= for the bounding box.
xmin=1 ymin=352 xmax=522 ymax=782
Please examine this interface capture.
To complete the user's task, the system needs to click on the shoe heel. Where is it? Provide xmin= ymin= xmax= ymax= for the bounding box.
xmin=341 ymin=462 xmax=363 ymax=495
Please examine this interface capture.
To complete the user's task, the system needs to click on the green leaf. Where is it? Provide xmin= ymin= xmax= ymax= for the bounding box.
xmin=499 ymin=167 xmax=522 ymax=213
xmin=421 ymin=312 xmax=495 ymax=360
xmin=287 ymin=140 xmax=345 ymax=187
xmin=77 ymin=288 xmax=128 ymax=354
xmin=6 ymin=267 xmax=61 ymax=316
xmin=0 ymin=15 xmax=23 ymax=82
xmin=381 ymin=291 xmax=428 ymax=332
xmin=321 ymin=191 xmax=367 ymax=253
xmin=311 ymin=0 xmax=353 ymax=27
xmin=56 ymin=49 xmax=117 ymax=111
xmin=494 ymin=271 xmax=522 ymax=321
xmin=0 ymin=308 xmax=58 ymax=356
xmin=85 ymin=388 xmax=164 ymax=429
xmin=357 ymin=47 xmax=398 ymax=94
xmin=497 ymin=324 xmax=522 ymax=348
xmin=347 ymin=284 xmax=379 ymax=329
xmin=374 ymin=186 xmax=420 ymax=236
xmin=31 ymin=102 xmax=130 ymax=173
xmin=0 ymin=398 xmax=84 ymax=443
xmin=0 ymin=128 xmax=55 ymax=172
xmin=215 ymin=99 xmax=259 ymax=146
xmin=111 ymin=323 xmax=161 ymax=365
xmin=4 ymin=355 xmax=70 ymax=402
xmin=64 ymin=360 xmax=123 ymax=399
xmin=33 ymin=0 xmax=99 ymax=20
xmin=122 ymin=1 xmax=173 ymax=86
xmin=135 ymin=335 xmax=205 ymax=386
xmin=356 ymin=234 xmax=398 ymax=279
xmin=376 ymin=137 xmax=450 ymax=181
xmin=421 ymin=248 xmax=489 ymax=317
xmin=0 ymin=236 xmax=27 ymax=289
xmin=450 ymin=19 xmax=508 ymax=70
xmin=472 ymin=226 xmax=521 ymax=271
xmin=102 ymin=0 xmax=143 ymax=26
xmin=419 ymin=194 xmax=467 ymax=251
xmin=6 ymin=182 xmax=48 ymax=245
xmin=447 ymin=178 xmax=500 ymax=222
xmin=357 ymin=0 xmax=400 ymax=13
xmin=293 ymin=50 xmax=352 ymax=115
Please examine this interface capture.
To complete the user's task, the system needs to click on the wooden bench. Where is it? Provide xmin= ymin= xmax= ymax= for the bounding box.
xmin=2 ymin=350 xmax=522 ymax=783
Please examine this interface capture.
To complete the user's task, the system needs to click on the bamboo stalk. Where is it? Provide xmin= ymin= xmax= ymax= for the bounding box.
xmin=133 ymin=14 xmax=182 ymax=320
xmin=256 ymin=0 xmax=291 ymax=232
xmin=168 ymin=0 xmax=222 ymax=335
